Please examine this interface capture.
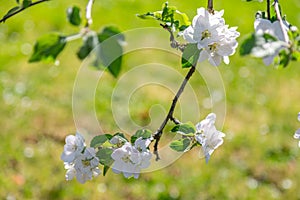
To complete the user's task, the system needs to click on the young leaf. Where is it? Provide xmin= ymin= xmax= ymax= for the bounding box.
xmin=22 ymin=0 xmax=32 ymax=8
xmin=96 ymin=148 xmax=114 ymax=166
xmin=292 ymin=51 xmax=300 ymax=61
xmin=181 ymin=43 xmax=200 ymax=68
xmin=96 ymin=26 xmax=125 ymax=77
xmin=136 ymin=11 xmax=162 ymax=21
xmin=112 ymin=132 xmax=128 ymax=142
xmin=29 ymin=33 xmax=67 ymax=62
xmin=2 ymin=6 xmax=20 ymax=22
xmin=90 ymin=134 xmax=113 ymax=148
xmin=67 ymin=6 xmax=81 ymax=26
xmin=240 ymin=34 xmax=256 ymax=56
xmin=77 ymin=34 xmax=97 ymax=60
xmin=169 ymin=138 xmax=191 ymax=152
xmin=131 ymin=129 xmax=152 ymax=144
xmin=103 ymin=165 xmax=110 ymax=176
xmin=277 ymin=49 xmax=290 ymax=68
xmin=171 ymin=122 xmax=195 ymax=135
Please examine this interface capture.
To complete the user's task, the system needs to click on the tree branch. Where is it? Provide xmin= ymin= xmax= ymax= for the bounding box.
xmin=153 ymin=66 xmax=196 ymax=161
xmin=85 ymin=0 xmax=94 ymax=27
xmin=0 ymin=0 xmax=50 ymax=23
xmin=273 ymin=0 xmax=289 ymax=43
xmin=267 ymin=0 xmax=271 ymax=20
xmin=207 ymin=0 xmax=214 ymax=14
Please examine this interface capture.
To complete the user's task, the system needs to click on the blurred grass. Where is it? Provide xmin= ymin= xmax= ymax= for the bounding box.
xmin=1 ymin=0 xmax=300 ymax=199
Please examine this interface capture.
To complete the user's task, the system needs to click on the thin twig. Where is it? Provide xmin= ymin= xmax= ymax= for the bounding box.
xmin=85 ymin=0 xmax=94 ymax=27
xmin=267 ymin=0 xmax=271 ymax=20
xmin=207 ymin=0 xmax=214 ymax=14
xmin=273 ymin=0 xmax=289 ymax=43
xmin=153 ymin=66 xmax=196 ymax=161
xmin=160 ymin=24 xmax=185 ymax=52
xmin=0 ymin=0 xmax=50 ymax=23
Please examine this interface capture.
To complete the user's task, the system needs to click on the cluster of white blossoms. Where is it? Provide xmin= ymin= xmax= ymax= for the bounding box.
xmin=111 ymin=137 xmax=152 ymax=179
xmin=253 ymin=18 xmax=289 ymax=65
xmin=61 ymin=133 xmax=100 ymax=184
xmin=294 ymin=112 xmax=300 ymax=147
xmin=182 ymin=7 xmax=240 ymax=66
xmin=195 ymin=113 xmax=226 ymax=163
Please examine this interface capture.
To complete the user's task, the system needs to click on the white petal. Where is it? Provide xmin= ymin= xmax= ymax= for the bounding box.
xmin=294 ymin=129 xmax=300 ymax=139
xmin=262 ymin=55 xmax=275 ymax=66
xmin=182 ymin=26 xmax=197 ymax=43
xmin=208 ymin=54 xmax=221 ymax=66
xmin=198 ymin=50 xmax=209 ymax=62
xmin=223 ymin=56 xmax=230 ymax=64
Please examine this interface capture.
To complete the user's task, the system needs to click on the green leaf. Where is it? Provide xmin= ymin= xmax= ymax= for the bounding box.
xmin=96 ymin=26 xmax=125 ymax=77
xmin=131 ymin=129 xmax=152 ymax=144
xmin=2 ymin=6 xmax=20 ymax=22
xmin=90 ymin=134 xmax=113 ymax=148
xmin=181 ymin=43 xmax=200 ymax=68
xmin=77 ymin=34 xmax=97 ymax=60
xmin=96 ymin=148 xmax=114 ymax=166
xmin=98 ymin=26 xmax=125 ymax=43
xmin=103 ymin=165 xmax=110 ymax=176
xmin=29 ymin=33 xmax=67 ymax=62
xmin=292 ymin=51 xmax=300 ymax=61
xmin=171 ymin=122 xmax=196 ymax=135
xmin=136 ymin=11 xmax=162 ymax=21
xmin=16 ymin=0 xmax=20 ymax=4
xmin=67 ymin=6 xmax=81 ymax=26
xmin=240 ymin=34 xmax=256 ymax=56
xmin=22 ymin=0 xmax=32 ymax=8
xmin=277 ymin=49 xmax=290 ymax=68
xmin=161 ymin=2 xmax=176 ymax=23
xmin=169 ymin=138 xmax=191 ymax=152
xmin=112 ymin=132 xmax=128 ymax=142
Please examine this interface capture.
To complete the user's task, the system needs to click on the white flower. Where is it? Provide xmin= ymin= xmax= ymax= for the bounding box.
xmin=294 ymin=112 xmax=300 ymax=148
xmin=61 ymin=132 xmax=86 ymax=163
xmin=254 ymin=18 xmax=289 ymax=65
xmin=195 ymin=113 xmax=225 ymax=163
xmin=183 ymin=8 xmax=225 ymax=49
xmin=294 ymin=129 xmax=300 ymax=147
xmin=64 ymin=147 xmax=100 ymax=184
xmin=111 ymin=138 xmax=152 ymax=179
xmin=182 ymin=7 xmax=240 ymax=66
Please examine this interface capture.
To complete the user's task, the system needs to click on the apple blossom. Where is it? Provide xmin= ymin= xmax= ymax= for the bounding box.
xmin=64 ymin=147 xmax=100 ymax=184
xmin=111 ymin=138 xmax=152 ymax=179
xmin=61 ymin=132 xmax=86 ymax=163
xmin=253 ymin=18 xmax=289 ymax=65
xmin=294 ymin=129 xmax=300 ymax=148
xmin=195 ymin=113 xmax=225 ymax=163
xmin=182 ymin=7 xmax=240 ymax=66
xmin=294 ymin=112 xmax=300 ymax=148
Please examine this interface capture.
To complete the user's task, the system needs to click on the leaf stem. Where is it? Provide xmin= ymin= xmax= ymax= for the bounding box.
xmin=0 ymin=0 xmax=50 ymax=23
xmin=85 ymin=0 xmax=94 ymax=27
xmin=65 ymin=33 xmax=83 ymax=42
xmin=153 ymin=66 xmax=196 ymax=160
xmin=273 ymin=0 xmax=289 ymax=43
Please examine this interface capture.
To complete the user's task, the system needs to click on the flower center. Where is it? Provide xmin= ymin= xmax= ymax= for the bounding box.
xmin=201 ymin=30 xmax=211 ymax=40
xmin=208 ymin=43 xmax=218 ymax=52
xmin=122 ymin=155 xmax=131 ymax=163
xmin=82 ymin=159 xmax=91 ymax=167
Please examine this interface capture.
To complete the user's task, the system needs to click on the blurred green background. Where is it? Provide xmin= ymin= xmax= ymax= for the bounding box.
xmin=1 ymin=0 xmax=300 ymax=199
